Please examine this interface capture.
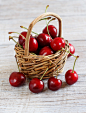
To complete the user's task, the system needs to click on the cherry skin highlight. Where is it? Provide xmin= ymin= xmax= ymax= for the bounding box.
xmin=48 ymin=77 xmax=62 ymax=91
xmin=68 ymin=43 xmax=75 ymax=57
xmin=9 ymin=72 xmax=26 ymax=87
xmin=39 ymin=46 xmax=54 ymax=56
xmin=36 ymin=33 xmax=52 ymax=47
xmin=43 ymin=25 xmax=57 ymax=38
xmin=65 ymin=69 xmax=78 ymax=85
xmin=29 ymin=78 xmax=44 ymax=93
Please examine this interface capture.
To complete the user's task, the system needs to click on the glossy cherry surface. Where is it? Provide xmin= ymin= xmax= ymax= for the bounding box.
xmin=65 ymin=69 xmax=78 ymax=85
xmin=48 ymin=77 xmax=62 ymax=91
xmin=29 ymin=78 xmax=44 ymax=93
xmin=37 ymin=33 xmax=52 ymax=47
xmin=50 ymin=37 xmax=65 ymax=51
xmin=68 ymin=43 xmax=75 ymax=57
xmin=23 ymin=37 xmax=38 ymax=52
xmin=9 ymin=72 xmax=26 ymax=87
xmin=43 ymin=25 xmax=57 ymax=38
xmin=18 ymin=31 xmax=27 ymax=46
xmin=39 ymin=46 xmax=54 ymax=56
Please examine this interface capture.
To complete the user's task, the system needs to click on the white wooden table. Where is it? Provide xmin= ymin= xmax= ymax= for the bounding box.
xmin=0 ymin=0 xmax=86 ymax=113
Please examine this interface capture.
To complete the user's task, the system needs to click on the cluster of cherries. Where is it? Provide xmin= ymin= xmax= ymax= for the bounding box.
xmin=9 ymin=23 xmax=79 ymax=93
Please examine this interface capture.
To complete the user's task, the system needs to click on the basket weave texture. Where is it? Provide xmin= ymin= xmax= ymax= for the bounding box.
xmin=14 ymin=12 xmax=69 ymax=79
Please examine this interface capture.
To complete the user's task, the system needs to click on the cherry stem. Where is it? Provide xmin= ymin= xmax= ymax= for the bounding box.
xmin=40 ymin=68 xmax=48 ymax=80
xmin=48 ymin=18 xmax=56 ymax=25
xmin=56 ymin=67 xmax=58 ymax=79
xmin=15 ymin=55 xmax=20 ymax=72
xmin=8 ymin=32 xmax=26 ymax=40
xmin=61 ymin=48 xmax=79 ymax=73
xmin=45 ymin=5 xmax=49 ymax=13
xmin=9 ymin=36 xmax=23 ymax=48
xmin=72 ymin=56 xmax=79 ymax=73
xmin=39 ymin=17 xmax=51 ymax=21
xmin=61 ymin=47 xmax=77 ymax=58
xmin=20 ymin=26 xmax=38 ymax=35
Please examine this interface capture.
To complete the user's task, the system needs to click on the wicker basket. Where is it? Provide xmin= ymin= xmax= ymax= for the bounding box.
xmin=14 ymin=12 xmax=69 ymax=79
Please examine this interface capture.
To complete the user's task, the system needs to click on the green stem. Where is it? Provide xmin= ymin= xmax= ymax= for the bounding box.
xmin=39 ymin=17 xmax=51 ymax=22
xmin=9 ymin=36 xmax=23 ymax=48
xmin=56 ymin=67 xmax=58 ymax=79
xmin=31 ymin=31 xmax=38 ymax=35
xmin=72 ymin=56 xmax=79 ymax=73
xmin=40 ymin=68 xmax=48 ymax=80
xmin=48 ymin=18 xmax=56 ymax=25
xmin=15 ymin=55 xmax=20 ymax=72
xmin=20 ymin=26 xmax=38 ymax=35
xmin=12 ymin=32 xmax=26 ymax=39
xmin=45 ymin=5 xmax=49 ymax=13
xmin=61 ymin=47 xmax=77 ymax=58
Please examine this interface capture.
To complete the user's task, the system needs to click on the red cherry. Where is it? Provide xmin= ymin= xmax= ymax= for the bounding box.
xmin=23 ymin=37 xmax=38 ymax=52
xmin=18 ymin=31 xmax=27 ymax=46
xmin=50 ymin=37 xmax=65 ymax=51
xmin=65 ymin=69 xmax=78 ymax=85
xmin=39 ymin=46 xmax=54 ymax=56
xmin=48 ymin=77 xmax=62 ymax=91
xmin=29 ymin=78 xmax=44 ymax=93
xmin=9 ymin=72 xmax=26 ymax=87
xmin=36 ymin=33 xmax=52 ymax=47
xmin=68 ymin=43 xmax=75 ymax=57
xmin=43 ymin=25 xmax=57 ymax=38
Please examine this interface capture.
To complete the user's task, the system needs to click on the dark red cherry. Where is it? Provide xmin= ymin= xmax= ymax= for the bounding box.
xmin=23 ymin=37 xmax=38 ymax=52
xmin=9 ymin=72 xmax=26 ymax=87
xmin=43 ymin=25 xmax=57 ymax=38
xmin=68 ymin=43 xmax=75 ymax=57
xmin=29 ymin=78 xmax=44 ymax=93
xmin=48 ymin=77 xmax=62 ymax=91
xmin=39 ymin=46 xmax=54 ymax=56
xmin=18 ymin=31 xmax=27 ymax=46
xmin=65 ymin=69 xmax=78 ymax=85
xmin=36 ymin=33 xmax=52 ymax=47
xmin=50 ymin=37 xmax=65 ymax=51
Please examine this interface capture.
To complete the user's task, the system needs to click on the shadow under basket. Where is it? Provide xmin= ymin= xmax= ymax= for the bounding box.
xmin=14 ymin=12 xmax=69 ymax=79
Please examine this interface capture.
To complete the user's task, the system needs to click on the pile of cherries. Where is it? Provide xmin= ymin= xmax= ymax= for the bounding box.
xmin=9 ymin=22 xmax=79 ymax=93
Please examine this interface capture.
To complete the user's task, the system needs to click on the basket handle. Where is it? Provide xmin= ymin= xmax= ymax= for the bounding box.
xmin=24 ymin=12 xmax=62 ymax=56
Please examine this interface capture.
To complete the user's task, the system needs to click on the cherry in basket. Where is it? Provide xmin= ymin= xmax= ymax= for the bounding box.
xmin=43 ymin=25 xmax=57 ymax=39
xmin=36 ymin=33 xmax=52 ymax=47
xmin=39 ymin=46 xmax=54 ymax=56
xmin=50 ymin=37 xmax=65 ymax=51
xmin=23 ymin=37 xmax=38 ymax=52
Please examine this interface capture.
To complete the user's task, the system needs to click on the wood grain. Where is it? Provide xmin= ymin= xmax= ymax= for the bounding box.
xmin=0 ymin=0 xmax=86 ymax=113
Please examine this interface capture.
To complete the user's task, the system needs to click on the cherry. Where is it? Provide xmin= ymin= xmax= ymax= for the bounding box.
xmin=36 ymin=33 xmax=52 ymax=47
xmin=43 ymin=25 xmax=57 ymax=38
xmin=18 ymin=31 xmax=27 ymax=46
xmin=9 ymin=72 xmax=26 ymax=87
xmin=29 ymin=68 xmax=48 ymax=93
xmin=39 ymin=46 xmax=54 ymax=56
xmin=65 ymin=55 xmax=79 ymax=85
xmin=23 ymin=37 xmax=38 ymax=52
xmin=65 ymin=69 xmax=78 ymax=85
xmin=48 ymin=77 xmax=62 ymax=91
xmin=29 ymin=78 xmax=44 ymax=93
xmin=50 ymin=37 xmax=65 ymax=51
xmin=68 ymin=43 xmax=75 ymax=57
